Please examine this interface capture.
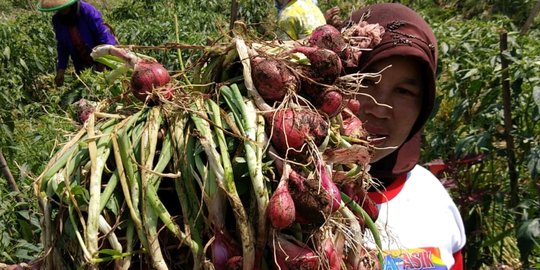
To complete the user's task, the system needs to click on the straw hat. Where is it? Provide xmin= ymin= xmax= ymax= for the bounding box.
xmin=37 ymin=0 xmax=77 ymax=12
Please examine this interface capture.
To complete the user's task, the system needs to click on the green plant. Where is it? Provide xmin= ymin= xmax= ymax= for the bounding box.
xmin=1 ymin=0 xmax=539 ymax=267
xmin=0 ymin=180 xmax=42 ymax=264
xmin=423 ymin=13 xmax=540 ymax=268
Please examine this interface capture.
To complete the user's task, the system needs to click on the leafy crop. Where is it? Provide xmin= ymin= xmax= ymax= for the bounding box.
xmin=424 ymin=12 xmax=540 ymax=269
xmin=0 ymin=177 xmax=42 ymax=263
xmin=0 ymin=0 xmax=539 ymax=268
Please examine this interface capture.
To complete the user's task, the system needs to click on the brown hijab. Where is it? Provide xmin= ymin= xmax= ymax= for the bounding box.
xmin=347 ymin=3 xmax=438 ymax=183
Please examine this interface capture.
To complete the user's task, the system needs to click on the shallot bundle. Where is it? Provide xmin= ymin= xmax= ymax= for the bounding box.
xmin=35 ymin=20 xmax=386 ymax=270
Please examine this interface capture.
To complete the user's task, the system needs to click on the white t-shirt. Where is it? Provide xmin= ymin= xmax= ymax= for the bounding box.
xmin=364 ymin=165 xmax=466 ymax=269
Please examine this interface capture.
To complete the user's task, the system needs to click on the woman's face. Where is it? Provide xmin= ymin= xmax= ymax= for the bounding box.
xmin=355 ymin=56 xmax=424 ymax=162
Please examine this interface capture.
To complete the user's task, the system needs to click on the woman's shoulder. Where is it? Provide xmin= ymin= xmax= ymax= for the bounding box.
xmin=406 ymin=165 xmax=452 ymax=196
xmin=79 ymin=1 xmax=101 ymax=15
xmin=409 ymin=164 xmax=442 ymax=181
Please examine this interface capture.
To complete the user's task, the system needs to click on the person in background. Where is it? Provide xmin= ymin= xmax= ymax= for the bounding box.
xmin=347 ymin=3 xmax=466 ymax=269
xmin=274 ymin=0 xmax=317 ymax=13
xmin=38 ymin=0 xmax=117 ymax=87
xmin=276 ymin=0 xmax=326 ymax=40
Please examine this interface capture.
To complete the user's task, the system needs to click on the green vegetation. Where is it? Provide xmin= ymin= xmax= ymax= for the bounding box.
xmin=0 ymin=0 xmax=539 ymax=268
xmin=427 ymin=15 xmax=540 ymax=270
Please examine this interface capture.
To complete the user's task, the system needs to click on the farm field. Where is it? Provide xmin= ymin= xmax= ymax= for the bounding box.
xmin=0 ymin=0 xmax=539 ymax=269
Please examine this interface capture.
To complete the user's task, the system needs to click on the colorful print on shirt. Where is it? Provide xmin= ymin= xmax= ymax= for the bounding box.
xmin=382 ymin=247 xmax=447 ymax=270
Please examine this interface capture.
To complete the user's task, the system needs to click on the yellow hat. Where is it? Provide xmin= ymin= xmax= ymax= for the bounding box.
xmin=37 ymin=0 xmax=77 ymax=12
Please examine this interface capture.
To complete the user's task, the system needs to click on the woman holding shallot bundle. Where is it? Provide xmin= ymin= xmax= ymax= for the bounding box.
xmin=346 ymin=3 xmax=467 ymax=269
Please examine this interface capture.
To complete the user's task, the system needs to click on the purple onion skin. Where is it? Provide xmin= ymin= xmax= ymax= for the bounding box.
xmin=268 ymin=178 xmax=296 ymax=229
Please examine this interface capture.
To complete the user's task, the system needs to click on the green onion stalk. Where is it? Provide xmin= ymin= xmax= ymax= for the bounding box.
xmin=234 ymin=38 xmax=272 ymax=112
xmin=140 ymin=107 xmax=168 ymax=270
xmin=220 ymin=84 xmax=269 ymax=265
xmin=190 ymin=99 xmax=227 ymax=237
xmin=146 ymin=121 xmax=199 ymax=253
xmin=93 ymin=54 xmax=130 ymax=83
xmin=98 ymin=111 xmax=144 ymax=217
xmin=61 ymin=154 xmax=92 ymax=263
xmin=35 ymin=115 xmax=118 ymax=269
xmin=97 ymin=214 xmax=123 ymax=269
xmin=38 ymin=118 xmax=117 ymax=192
xmin=202 ymin=98 xmax=229 ymax=227
xmin=169 ymin=114 xmax=203 ymax=268
xmin=341 ymin=192 xmax=383 ymax=266
xmin=110 ymin=110 xmax=149 ymax=267
xmin=192 ymin=98 xmax=255 ymax=270
xmin=85 ymin=113 xmax=113 ymax=267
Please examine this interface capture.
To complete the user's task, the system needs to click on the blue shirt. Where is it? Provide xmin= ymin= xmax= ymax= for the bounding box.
xmin=52 ymin=1 xmax=116 ymax=72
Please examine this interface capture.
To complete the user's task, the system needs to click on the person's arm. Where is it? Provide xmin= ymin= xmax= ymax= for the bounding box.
xmin=56 ymin=41 xmax=69 ymax=71
xmin=55 ymin=68 xmax=65 ymax=87
xmin=52 ymin=17 xmax=68 ymax=86
xmin=52 ymin=17 xmax=69 ymax=70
